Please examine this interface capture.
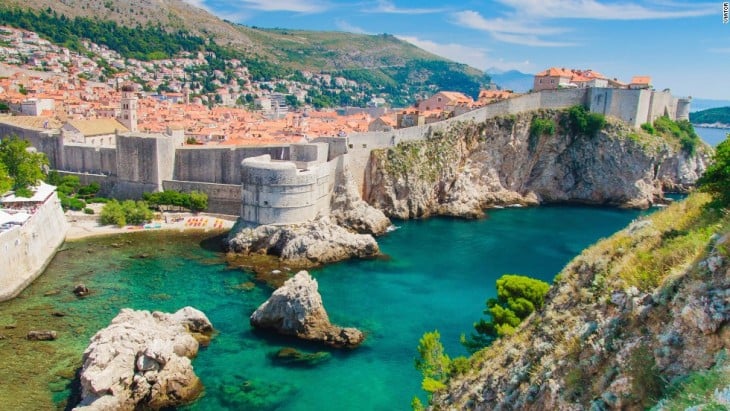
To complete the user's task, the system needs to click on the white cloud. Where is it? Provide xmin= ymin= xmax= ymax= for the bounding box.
xmin=370 ymin=0 xmax=448 ymax=15
xmin=452 ymin=10 xmax=574 ymax=47
xmin=335 ymin=19 xmax=369 ymax=34
xmin=708 ymin=47 xmax=730 ymax=53
xmin=238 ymin=0 xmax=330 ymax=13
xmin=452 ymin=1 xmax=714 ymax=47
xmin=495 ymin=0 xmax=715 ymax=20
xmin=396 ymin=35 xmax=534 ymax=72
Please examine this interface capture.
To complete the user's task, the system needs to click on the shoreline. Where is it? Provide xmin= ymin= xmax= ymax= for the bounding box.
xmin=65 ymin=213 xmax=236 ymax=241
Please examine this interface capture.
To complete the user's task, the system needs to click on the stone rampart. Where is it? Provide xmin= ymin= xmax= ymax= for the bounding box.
xmin=162 ymin=180 xmax=242 ymax=215
xmin=61 ymin=144 xmax=117 ymax=175
xmin=0 ymin=192 xmax=67 ymax=302
xmin=173 ymin=145 xmax=290 ymax=184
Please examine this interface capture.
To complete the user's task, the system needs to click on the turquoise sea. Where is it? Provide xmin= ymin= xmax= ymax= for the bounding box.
xmin=0 ymin=206 xmax=648 ymax=410
xmin=696 ymin=126 xmax=728 ymax=146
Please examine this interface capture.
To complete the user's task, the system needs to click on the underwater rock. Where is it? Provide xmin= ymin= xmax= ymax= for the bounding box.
xmin=27 ymin=330 xmax=57 ymax=341
xmin=250 ymin=271 xmax=365 ymax=348
xmin=271 ymin=347 xmax=331 ymax=367
xmin=73 ymin=284 xmax=90 ymax=297
xmin=73 ymin=306 xmax=214 ymax=411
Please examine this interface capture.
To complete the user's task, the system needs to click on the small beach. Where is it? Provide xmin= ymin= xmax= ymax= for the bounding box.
xmin=65 ymin=210 xmax=236 ymax=241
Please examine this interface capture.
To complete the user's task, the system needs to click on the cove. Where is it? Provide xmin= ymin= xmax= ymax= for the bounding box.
xmin=0 ymin=205 xmax=647 ymax=410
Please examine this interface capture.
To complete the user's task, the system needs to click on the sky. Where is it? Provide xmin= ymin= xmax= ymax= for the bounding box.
xmin=184 ymin=0 xmax=730 ymax=100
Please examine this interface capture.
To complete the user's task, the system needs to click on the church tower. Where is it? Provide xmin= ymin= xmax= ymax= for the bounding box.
xmin=119 ymin=84 xmax=138 ymax=132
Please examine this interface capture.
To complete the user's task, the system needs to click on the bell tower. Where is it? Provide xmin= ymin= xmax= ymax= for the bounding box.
xmin=119 ymin=84 xmax=138 ymax=132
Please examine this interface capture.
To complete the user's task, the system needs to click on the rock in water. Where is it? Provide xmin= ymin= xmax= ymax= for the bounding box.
xmin=73 ymin=307 xmax=214 ymax=410
xmin=73 ymin=284 xmax=90 ymax=297
xmin=250 ymin=271 xmax=365 ymax=348
xmin=227 ymin=216 xmax=380 ymax=267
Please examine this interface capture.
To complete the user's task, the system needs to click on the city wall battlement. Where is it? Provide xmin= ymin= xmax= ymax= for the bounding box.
xmin=0 ymin=88 xmax=689 ymax=218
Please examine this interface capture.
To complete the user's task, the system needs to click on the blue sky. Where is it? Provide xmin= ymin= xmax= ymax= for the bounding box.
xmin=184 ymin=0 xmax=729 ymax=99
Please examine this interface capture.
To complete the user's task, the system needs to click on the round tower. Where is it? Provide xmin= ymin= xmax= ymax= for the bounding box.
xmin=119 ymin=84 xmax=138 ymax=132
xmin=676 ymin=97 xmax=691 ymax=122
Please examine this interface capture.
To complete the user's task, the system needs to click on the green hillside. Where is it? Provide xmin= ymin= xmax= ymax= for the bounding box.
xmin=2 ymin=0 xmax=490 ymax=102
xmin=690 ymin=106 xmax=730 ymax=125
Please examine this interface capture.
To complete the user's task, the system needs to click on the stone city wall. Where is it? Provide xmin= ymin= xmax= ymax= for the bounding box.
xmin=162 ymin=180 xmax=242 ymax=215
xmin=0 ymin=192 xmax=67 ymax=302
xmin=173 ymin=145 xmax=290 ymax=185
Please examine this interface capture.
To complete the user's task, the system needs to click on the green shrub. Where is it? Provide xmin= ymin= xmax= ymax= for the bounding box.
xmin=530 ymin=117 xmax=556 ymax=138
xmin=100 ymin=199 xmax=126 ymax=226
xmin=698 ymin=136 xmax=730 ymax=206
xmin=641 ymin=122 xmax=655 ymax=134
xmin=83 ymin=207 xmax=94 ymax=215
xmin=415 ymin=330 xmax=451 ymax=399
xmin=654 ymin=116 xmax=701 ymax=155
xmin=462 ymin=274 xmax=550 ymax=353
xmin=565 ymin=105 xmax=606 ymax=136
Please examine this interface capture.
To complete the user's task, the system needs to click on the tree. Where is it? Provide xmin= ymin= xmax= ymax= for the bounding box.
xmin=415 ymin=331 xmax=450 ymax=393
xmin=0 ymin=136 xmax=48 ymax=192
xmin=461 ymin=274 xmax=550 ymax=353
xmin=0 ymin=162 xmax=12 ymax=195
xmin=697 ymin=135 xmax=730 ymax=206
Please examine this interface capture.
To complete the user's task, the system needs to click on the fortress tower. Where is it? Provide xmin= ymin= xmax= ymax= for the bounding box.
xmin=676 ymin=97 xmax=692 ymax=122
xmin=118 ymin=84 xmax=138 ymax=133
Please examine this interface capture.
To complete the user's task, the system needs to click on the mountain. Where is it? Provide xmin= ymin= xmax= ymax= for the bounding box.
xmin=2 ymin=0 xmax=490 ymax=101
xmin=486 ymin=69 xmax=534 ymax=93
xmin=690 ymin=106 xmax=730 ymax=126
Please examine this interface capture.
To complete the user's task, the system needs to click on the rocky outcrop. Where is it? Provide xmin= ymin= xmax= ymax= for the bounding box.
xmin=331 ymin=169 xmax=391 ymax=235
xmin=74 ymin=307 xmax=214 ymax=411
xmin=226 ymin=167 xmax=389 ymax=267
xmin=431 ymin=196 xmax=729 ymax=410
xmin=250 ymin=271 xmax=364 ymax=348
xmin=227 ymin=216 xmax=379 ymax=267
xmin=365 ymin=111 xmax=711 ymax=219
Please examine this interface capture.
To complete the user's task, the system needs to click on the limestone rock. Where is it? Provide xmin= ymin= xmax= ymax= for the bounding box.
xmin=73 ymin=307 xmax=214 ymax=411
xmin=227 ymin=216 xmax=379 ymax=267
xmin=365 ymin=112 xmax=710 ymax=219
xmin=73 ymin=284 xmax=90 ymax=297
xmin=330 ymin=169 xmax=391 ymax=235
xmin=250 ymin=271 xmax=364 ymax=348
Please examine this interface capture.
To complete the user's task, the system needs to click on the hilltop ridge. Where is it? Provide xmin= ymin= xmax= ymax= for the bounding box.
xmin=2 ymin=0 xmax=489 ymax=101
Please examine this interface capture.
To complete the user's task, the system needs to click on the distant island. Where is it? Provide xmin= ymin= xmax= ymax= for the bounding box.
xmin=690 ymin=106 xmax=730 ymax=128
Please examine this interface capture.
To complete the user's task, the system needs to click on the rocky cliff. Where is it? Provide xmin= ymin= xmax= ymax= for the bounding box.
xmin=430 ymin=194 xmax=730 ymax=410
xmin=365 ymin=110 xmax=710 ymax=219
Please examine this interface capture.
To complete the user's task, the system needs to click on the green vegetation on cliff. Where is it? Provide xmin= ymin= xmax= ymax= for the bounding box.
xmin=698 ymin=136 xmax=730 ymax=206
xmin=690 ymin=106 xmax=730 ymax=125
xmin=653 ymin=116 xmax=701 ymax=155
xmin=461 ymin=274 xmax=550 ymax=353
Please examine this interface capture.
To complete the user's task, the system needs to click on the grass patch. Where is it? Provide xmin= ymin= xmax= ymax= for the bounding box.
xmin=655 ymin=352 xmax=730 ymax=411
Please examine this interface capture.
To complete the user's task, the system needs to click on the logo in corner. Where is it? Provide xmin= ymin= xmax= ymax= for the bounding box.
xmin=724 ymin=2 xmax=729 ymax=24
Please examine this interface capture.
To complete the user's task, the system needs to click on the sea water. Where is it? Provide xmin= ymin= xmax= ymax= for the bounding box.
xmin=0 ymin=206 xmax=647 ymax=410
xmin=696 ymin=126 xmax=728 ymax=146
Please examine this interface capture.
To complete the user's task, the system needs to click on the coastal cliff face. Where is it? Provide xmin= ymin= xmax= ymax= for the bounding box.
xmin=431 ymin=194 xmax=730 ymax=410
xmin=364 ymin=110 xmax=710 ymax=219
